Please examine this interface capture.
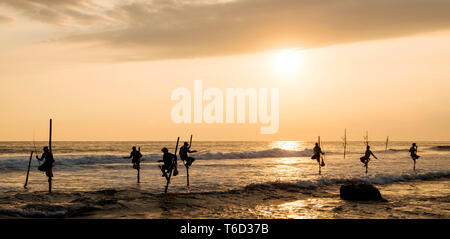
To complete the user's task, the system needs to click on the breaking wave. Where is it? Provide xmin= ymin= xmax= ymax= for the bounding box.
xmin=0 ymin=148 xmax=313 ymax=170
xmin=1 ymin=170 xmax=448 ymax=218
xmin=0 ymin=146 xmax=447 ymax=171
xmin=196 ymin=148 xmax=313 ymax=159
xmin=430 ymin=146 xmax=450 ymax=151
xmin=240 ymin=171 xmax=450 ymax=193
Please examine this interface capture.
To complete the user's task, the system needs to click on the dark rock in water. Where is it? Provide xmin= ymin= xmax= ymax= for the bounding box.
xmin=96 ymin=189 xmax=118 ymax=196
xmin=67 ymin=205 xmax=101 ymax=217
xmin=340 ymin=182 xmax=387 ymax=202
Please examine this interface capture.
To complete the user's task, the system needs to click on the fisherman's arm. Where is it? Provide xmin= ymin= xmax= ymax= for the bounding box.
xmin=122 ymin=152 xmax=133 ymax=159
xmin=36 ymin=153 xmax=44 ymax=161
xmin=371 ymin=151 xmax=378 ymax=159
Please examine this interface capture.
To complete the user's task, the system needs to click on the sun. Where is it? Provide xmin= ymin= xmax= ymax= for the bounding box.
xmin=274 ymin=49 xmax=302 ymax=75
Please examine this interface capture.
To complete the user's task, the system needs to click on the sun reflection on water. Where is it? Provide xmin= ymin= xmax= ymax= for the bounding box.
xmin=270 ymin=141 xmax=304 ymax=151
xmin=255 ymin=199 xmax=326 ymax=219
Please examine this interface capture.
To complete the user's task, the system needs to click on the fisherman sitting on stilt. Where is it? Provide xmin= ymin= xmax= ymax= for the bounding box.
xmin=409 ymin=143 xmax=420 ymax=170
xmin=123 ymin=146 xmax=142 ymax=170
xmin=311 ymin=142 xmax=325 ymax=167
xmin=36 ymin=146 xmax=54 ymax=179
xmin=159 ymin=147 xmax=177 ymax=178
xmin=360 ymin=145 xmax=377 ymax=168
xmin=179 ymin=142 xmax=197 ymax=167
xmin=409 ymin=143 xmax=420 ymax=161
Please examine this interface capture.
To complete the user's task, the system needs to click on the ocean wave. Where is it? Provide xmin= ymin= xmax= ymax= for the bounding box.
xmin=0 ymin=148 xmax=314 ymax=170
xmin=0 ymin=207 xmax=69 ymax=218
xmin=0 ymin=203 xmax=107 ymax=218
xmin=385 ymin=149 xmax=409 ymax=152
xmin=196 ymin=148 xmax=313 ymax=159
xmin=1 ymin=171 xmax=448 ymax=218
xmin=430 ymin=146 xmax=450 ymax=151
xmin=0 ymin=146 xmax=446 ymax=171
xmin=244 ymin=170 xmax=450 ymax=191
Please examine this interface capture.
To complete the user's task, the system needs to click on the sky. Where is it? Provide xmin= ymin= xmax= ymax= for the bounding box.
xmin=0 ymin=0 xmax=449 ymax=141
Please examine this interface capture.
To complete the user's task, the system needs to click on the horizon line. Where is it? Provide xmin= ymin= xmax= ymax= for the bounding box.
xmin=0 ymin=139 xmax=448 ymax=142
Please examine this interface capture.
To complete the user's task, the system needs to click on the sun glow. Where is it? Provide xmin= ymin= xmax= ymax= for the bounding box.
xmin=274 ymin=49 xmax=302 ymax=75
xmin=271 ymin=141 xmax=301 ymax=151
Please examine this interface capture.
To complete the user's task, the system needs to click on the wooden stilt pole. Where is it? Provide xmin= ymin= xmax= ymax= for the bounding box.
xmin=385 ymin=136 xmax=389 ymax=150
xmin=137 ymin=167 xmax=140 ymax=183
xmin=48 ymin=119 xmax=52 ymax=193
xmin=165 ymin=137 xmax=180 ymax=194
xmin=186 ymin=167 xmax=190 ymax=187
xmin=414 ymin=146 xmax=418 ymax=172
xmin=48 ymin=177 xmax=52 ymax=193
xmin=318 ymin=136 xmax=321 ymax=175
xmin=363 ymin=131 xmax=370 ymax=176
xmin=49 ymin=119 xmax=52 ymax=152
xmin=24 ymin=151 xmax=33 ymax=188
xmin=343 ymin=129 xmax=347 ymax=159
xmin=137 ymin=147 xmax=141 ymax=183
xmin=186 ymin=135 xmax=193 ymax=187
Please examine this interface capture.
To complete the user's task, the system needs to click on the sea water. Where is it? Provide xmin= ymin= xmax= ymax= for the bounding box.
xmin=0 ymin=141 xmax=448 ymax=218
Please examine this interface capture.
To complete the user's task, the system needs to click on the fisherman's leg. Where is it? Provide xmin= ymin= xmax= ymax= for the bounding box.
xmin=187 ymin=157 xmax=195 ymax=166
xmin=159 ymin=165 xmax=168 ymax=177
xmin=360 ymin=156 xmax=367 ymax=165
xmin=46 ymin=168 xmax=53 ymax=178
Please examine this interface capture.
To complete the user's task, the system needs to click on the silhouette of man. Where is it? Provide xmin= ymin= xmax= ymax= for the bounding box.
xmin=179 ymin=142 xmax=197 ymax=167
xmin=311 ymin=143 xmax=325 ymax=167
xmin=158 ymin=147 xmax=176 ymax=178
xmin=36 ymin=146 xmax=54 ymax=178
xmin=360 ymin=145 xmax=378 ymax=167
xmin=409 ymin=143 xmax=420 ymax=161
xmin=123 ymin=146 xmax=142 ymax=170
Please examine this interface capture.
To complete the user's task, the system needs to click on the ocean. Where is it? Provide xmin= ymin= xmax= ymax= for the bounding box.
xmin=0 ymin=141 xmax=448 ymax=218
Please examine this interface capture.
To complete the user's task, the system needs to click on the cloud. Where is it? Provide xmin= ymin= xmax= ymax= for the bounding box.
xmin=0 ymin=14 xmax=13 ymax=23
xmin=0 ymin=0 xmax=107 ymax=25
xmin=2 ymin=0 xmax=450 ymax=60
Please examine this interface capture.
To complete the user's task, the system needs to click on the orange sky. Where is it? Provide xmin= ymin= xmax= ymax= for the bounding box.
xmin=0 ymin=0 xmax=449 ymax=141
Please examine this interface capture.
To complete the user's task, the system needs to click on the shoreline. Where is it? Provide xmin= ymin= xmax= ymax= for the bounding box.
xmin=0 ymin=177 xmax=448 ymax=219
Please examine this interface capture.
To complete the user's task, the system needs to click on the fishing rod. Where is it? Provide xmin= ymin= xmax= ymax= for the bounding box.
xmin=364 ymin=131 xmax=369 ymax=146
xmin=138 ymin=146 xmax=143 ymax=161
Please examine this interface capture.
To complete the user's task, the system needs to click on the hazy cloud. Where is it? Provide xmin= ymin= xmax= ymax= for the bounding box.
xmin=2 ymin=0 xmax=450 ymax=60
xmin=0 ymin=14 xmax=13 ymax=23
xmin=0 ymin=0 xmax=107 ymax=25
